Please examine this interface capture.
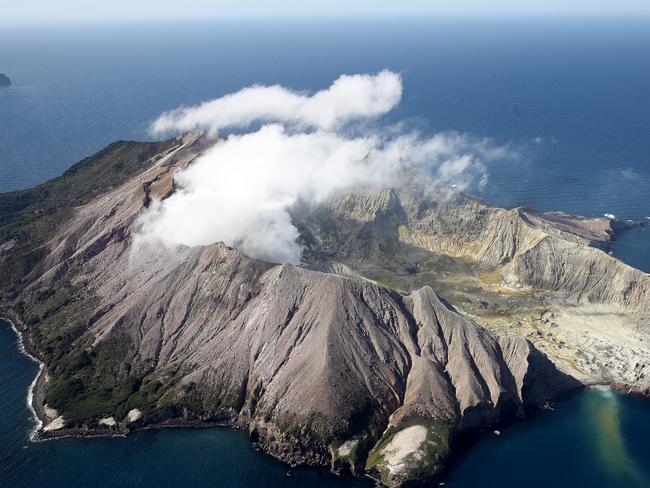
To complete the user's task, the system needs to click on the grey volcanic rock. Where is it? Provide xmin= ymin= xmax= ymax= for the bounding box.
xmin=300 ymin=186 xmax=650 ymax=313
xmin=0 ymin=73 xmax=11 ymax=87
xmin=3 ymin=136 xmax=642 ymax=485
xmin=32 ymin=234 xmax=574 ymax=482
xmin=298 ymin=185 xmax=650 ymax=393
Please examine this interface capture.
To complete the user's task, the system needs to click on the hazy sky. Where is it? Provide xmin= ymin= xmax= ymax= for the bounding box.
xmin=4 ymin=0 xmax=650 ymax=25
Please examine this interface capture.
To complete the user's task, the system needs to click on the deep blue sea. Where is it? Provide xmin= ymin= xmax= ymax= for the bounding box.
xmin=1 ymin=18 xmax=650 ymax=487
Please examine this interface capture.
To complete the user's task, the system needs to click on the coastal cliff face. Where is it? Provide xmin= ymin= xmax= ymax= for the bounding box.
xmin=1 ymin=134 xmax=646 ymax=486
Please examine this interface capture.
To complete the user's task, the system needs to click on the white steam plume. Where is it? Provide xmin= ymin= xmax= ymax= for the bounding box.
xmin=150 ymin=70 xmax=402 ymax=135
xmin=137 ymin=71 xmax=514 ymax=264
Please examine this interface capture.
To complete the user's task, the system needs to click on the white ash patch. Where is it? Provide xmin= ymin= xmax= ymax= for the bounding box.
xmin=43 ymin=404 xmax=58 ymax=420
xmin=127 ymin=408 xmax=142 ymax=423
xmin=380 ymin=425 xmax=428 ymax=475
xmin=43 ymin=416 xmax=65 ymax=431
xmin=337 ymin=439 xmax=358 ymax=457
xmin=99 ymin=417 xmax=117 ymax=427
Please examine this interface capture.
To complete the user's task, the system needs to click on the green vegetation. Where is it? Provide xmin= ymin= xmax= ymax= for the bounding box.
xmin=376 ymin=275 xmax=401 ymax=290
xmin=365 ymin=418 xmax=451 ymax=485
xmin=155 ymin=380 xmax=248 ymax=419
xmin=273 ymin=411 xmax=336 ymax=441
xmin=46 ymin=356 xmax=169 ymax=427
xmin=42 ymin=322 xmax=172 ymax=426
xmin=36 ymin=304 xmax=175 ymax=426
xmin=0 ymin=138 xmax=178 ymax=426
xmin=0 ymin=138 xmax=177 ymax=294
xmin=14 ymin=280 xmax=98 ymax=364
xmin=157 ymin=381 xmax=206 ymax=415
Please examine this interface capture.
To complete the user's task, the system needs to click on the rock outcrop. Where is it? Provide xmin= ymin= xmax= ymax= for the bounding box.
xmin=301 ymin=186 xmax=650 ymax=313
xmin=299 ymin=185 xmax=650 ymax=393
xmin=0 ymin=73 xmax=11 ymax=87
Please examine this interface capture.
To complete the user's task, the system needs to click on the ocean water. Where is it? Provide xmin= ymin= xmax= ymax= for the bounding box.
xmin=446 ymin=385 xmax=650 ymax=488
xmin=1 ymin=17 xmax=650 ymax=487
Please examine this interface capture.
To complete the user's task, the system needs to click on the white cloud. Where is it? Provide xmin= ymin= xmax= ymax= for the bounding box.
xmin=137 ymin=71 xmax=514 ymax=264
xmin=150 ymin=70 xmax=402 ymax=135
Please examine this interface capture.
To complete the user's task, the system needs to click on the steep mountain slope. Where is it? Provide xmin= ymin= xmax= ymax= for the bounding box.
xmin=298 ymin=185 xmax=650 ymax=391
xmin=1 ymin=135 xmax=646 ymax=486
xmin=300 ymin=186 xmax=649 ymax=313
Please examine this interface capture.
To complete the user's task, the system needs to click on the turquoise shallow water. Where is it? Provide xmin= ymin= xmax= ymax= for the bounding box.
xmin=446 ymin=387 xmax=650 ymax=488
xmin=2 ymin=322 xmax=650 ymax=487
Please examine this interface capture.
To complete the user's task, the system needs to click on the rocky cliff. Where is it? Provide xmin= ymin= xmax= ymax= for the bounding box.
xmin=300 ymin=185 xmax=650 ymax=313
xmin=2 ymin=134 xmax=646 ymax=486
xmin=299 ymin=185 xmax=650 ymax=392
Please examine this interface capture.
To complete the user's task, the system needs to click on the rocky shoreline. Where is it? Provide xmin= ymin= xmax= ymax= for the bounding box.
xmin=0 ymin=315 xmax=564 ymax=479
xmin=2 ymin=303 xmax=648 ymax=485
xmin=0 ymin=315 xmax=595 ymax=486
xmin=2 ymin=315 xmax=247 ymax=441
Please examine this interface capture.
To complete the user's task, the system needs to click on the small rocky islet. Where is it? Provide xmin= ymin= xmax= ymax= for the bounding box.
xmin=1 ymin=132 xmax=648 ymax=487
xmin=0 ymin=73 xmax=11 ymax=87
